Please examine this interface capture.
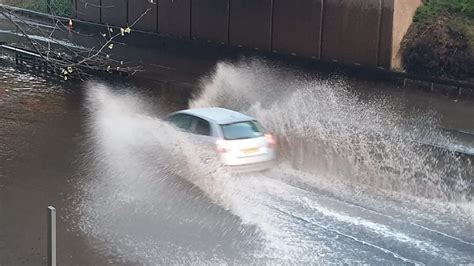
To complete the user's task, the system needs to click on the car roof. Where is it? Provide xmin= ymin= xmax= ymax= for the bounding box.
xmin=175 ymin=107 xmax=255 ymax=125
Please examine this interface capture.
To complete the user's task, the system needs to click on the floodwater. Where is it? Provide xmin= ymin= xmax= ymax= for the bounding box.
xmin=0 ymin=57 xmax=473 ymax=265
xmin=0 ymin=14 xmax=473 ymax=265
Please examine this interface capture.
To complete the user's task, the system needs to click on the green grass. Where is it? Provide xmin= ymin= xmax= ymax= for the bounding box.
xmin=403 ymin=0 xmax=474 ymax=79
xmin=414 ymin=0 xmax=474 ymax=64
xmin=13 ymin=0 xmax=72 ymax=17
xmin=448 ymin=15 xmax=474 ymax=51
xmin=414 ymin=0 xmax=474 ymax=22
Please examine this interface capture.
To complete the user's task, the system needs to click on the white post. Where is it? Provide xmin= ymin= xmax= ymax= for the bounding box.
xmin=47 ymin=206 xmax=56 ymax=266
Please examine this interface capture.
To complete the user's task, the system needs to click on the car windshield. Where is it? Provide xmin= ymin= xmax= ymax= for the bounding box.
xmin=221 ymin=121 xmax=264 ymax=140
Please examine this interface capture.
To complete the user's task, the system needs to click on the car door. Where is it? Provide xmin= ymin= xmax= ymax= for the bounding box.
xmin=189 ymin=116 xmax=216 ymax=146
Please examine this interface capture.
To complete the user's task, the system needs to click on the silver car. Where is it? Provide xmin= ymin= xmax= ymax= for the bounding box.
xmin=165 ymin=107 xmax=276 ymax=172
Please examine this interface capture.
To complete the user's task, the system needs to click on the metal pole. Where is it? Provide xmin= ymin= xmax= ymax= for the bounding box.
xmin=47 ymin=206 xmax=56 ymax=266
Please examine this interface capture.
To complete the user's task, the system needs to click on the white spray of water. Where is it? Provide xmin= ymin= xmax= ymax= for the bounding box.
xmin=76 ymin=83 xmax=345 ymax=263
xmin=190 ymin=59 xmax=472 ymax=202
xmin=73 ymin=64 xmax=474 ymax=264
xmin=74 ymin=83 xmax=244 ymax=264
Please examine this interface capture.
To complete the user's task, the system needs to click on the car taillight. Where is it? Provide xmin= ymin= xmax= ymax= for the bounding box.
xmin=265 ymin=134 xmax=277 ymax=148
xmin=216 ymin=139 xmax=229 ymax=153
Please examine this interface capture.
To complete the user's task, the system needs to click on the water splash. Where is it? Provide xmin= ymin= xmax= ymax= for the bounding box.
xmin=190 ymin=59 xmax=472 ymax=201
xmin=74 ymin=83 xmax=251 ymax=263
xmin=72 ymin=65 xmax=473 ymax=264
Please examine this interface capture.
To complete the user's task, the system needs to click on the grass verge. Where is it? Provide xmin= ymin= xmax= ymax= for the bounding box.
xmin=402 ymin=0 xmax=474 ymax=80
xmin=4 ymin=0 xmax=72 ymax=17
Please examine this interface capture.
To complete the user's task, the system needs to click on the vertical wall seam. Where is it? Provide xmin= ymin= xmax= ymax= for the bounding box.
xmin=156 ymin=0 xmax=159 ymax=33
xmin=269 ymin=0 xmax=274 ymax=52
xmin=126 ymin=0 xmax=129 ymax=26
xmin=388 ymin=0 xmax=395 ymax=69
xmin=318 ymin=0 xmax=325 ymax=59
xmin=189 ymin=0 xmax=193 ymax=39
xmin=227 ymin=0 xmax=231 ymax=44
xmin=376 ymin=0 xmax=384 ymax=67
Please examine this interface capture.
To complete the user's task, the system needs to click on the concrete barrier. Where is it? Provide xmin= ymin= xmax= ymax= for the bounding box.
xmin=1 ymin=4 xmax=473 ymax=92
xmin=272 ymin=0 xmax=323 ymax=58
xmin=322 ymin=0 xmax=383 ymax=66
xmin=158 ymin=0 xmax=191 ymax=39
xmin=191 ymin=0 xmax=229 ymax=44
xmin=229 ymin=0 xmax=272 ymax=51
xmin=71 ymin=0 xmax=422 ymax=70
xmin=101 ymin=0 xmax=127 ymax=26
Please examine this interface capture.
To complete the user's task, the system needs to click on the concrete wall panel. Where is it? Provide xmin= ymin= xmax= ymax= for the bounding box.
xmin=192 ymin=0 xmax=229 ymax=44
xmin=322 ymin=0 xmax=382 ymax=66
xmin=76 ymin=0 xmax=101 ymax=23
xmin=128 ymin=0 xmax=157 ymax=32
xmin=272 ymin=0 xmax=323 ymax=57
xmin=158 ymin=0 xmax=191 ymax=38
xmin=229 ymin=0 xmax=272 ymax=51
xmin=75 ymin=0 xmax=417 ymax=70
xmin=101 ymin=0 xmax=128 ymax=27
xmin=378 ymin=0 xmax=394 ymax=68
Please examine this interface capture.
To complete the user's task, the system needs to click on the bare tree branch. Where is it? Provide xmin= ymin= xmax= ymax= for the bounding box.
xmin=0 ymin=4 xmax=152 ymax=80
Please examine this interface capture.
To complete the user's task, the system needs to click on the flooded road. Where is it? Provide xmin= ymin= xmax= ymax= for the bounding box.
xmin=1 ymin=57 xmax=473 ymax=265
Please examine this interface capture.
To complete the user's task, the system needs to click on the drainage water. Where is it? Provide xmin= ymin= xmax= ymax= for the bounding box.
xmin=73 ymin=60 xmax=473 ymax=264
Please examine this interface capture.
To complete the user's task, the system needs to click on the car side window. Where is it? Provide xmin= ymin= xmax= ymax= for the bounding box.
xmin=191 ymin=117 xmax=211 ymax=136
xmin=167 ymin=114 xmax=193 ymax=131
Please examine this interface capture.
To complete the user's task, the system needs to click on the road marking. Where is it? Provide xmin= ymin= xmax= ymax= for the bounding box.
xmin=271 ymin=206 xmax=422 ymax=265
xmin=284 ymin=179 xmax=474 ymax=247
